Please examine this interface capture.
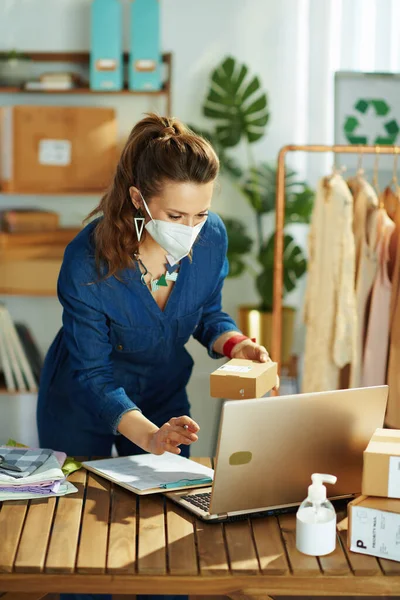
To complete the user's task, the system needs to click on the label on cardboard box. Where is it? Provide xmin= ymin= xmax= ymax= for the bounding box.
xmin=39 ymin=140 xmax=71 ymax=166
xmin=388 ymin=456 xmax=400 ymax=498
xmin=350 ymin=505 xmax=400 ymax=561
xmin=217 ymin=365 xmax=252 ymax=373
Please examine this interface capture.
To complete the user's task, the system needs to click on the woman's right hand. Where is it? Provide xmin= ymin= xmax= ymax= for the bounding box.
xmin=149 ymin=416 xmax=200 ymax=455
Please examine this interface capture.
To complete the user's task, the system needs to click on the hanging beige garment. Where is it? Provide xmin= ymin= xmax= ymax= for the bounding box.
xmin=385 ymin=198 xmax=400 ymax=428
xmin=362 ymin=209 xmax=395 ymax=387
xmin=349 ymin=180 xmax=379 ymax=389
xmin=302 ymin=175 xmax=357 ymax=393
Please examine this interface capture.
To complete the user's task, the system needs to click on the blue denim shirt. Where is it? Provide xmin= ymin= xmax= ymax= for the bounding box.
xmin=39 ymin=212 xmax=239 ymax=434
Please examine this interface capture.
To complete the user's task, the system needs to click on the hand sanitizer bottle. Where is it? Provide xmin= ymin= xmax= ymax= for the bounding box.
xmin=296 ymin=473 xmax=337 ymax=556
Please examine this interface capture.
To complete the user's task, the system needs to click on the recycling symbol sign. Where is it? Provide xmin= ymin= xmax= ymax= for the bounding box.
xmin=344 ymin=98 xmax=400 ymax=145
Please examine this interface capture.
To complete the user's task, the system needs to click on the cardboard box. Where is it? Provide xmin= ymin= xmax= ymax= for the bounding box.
xmin=348 ymin=495 xmax=400 ymax=562
xmin=0 ymin=105 xmax=117 ymax=193
xmin=0 ymin=259 xmax=61 ymax=295
xmin=0 ymin=209 xmax=60 ymax=233
xmin=210 ymin=358 xmax=277 ymax=400
xmin=362 ymin=428 xmax=400 ymax=499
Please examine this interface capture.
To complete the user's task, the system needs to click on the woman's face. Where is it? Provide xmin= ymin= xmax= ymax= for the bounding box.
xmin=131 ymin=180 xmax=214 ymax=227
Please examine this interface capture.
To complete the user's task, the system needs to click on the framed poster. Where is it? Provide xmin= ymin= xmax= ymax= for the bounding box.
xmin=334 ymin=72 xmax=400 ymax=181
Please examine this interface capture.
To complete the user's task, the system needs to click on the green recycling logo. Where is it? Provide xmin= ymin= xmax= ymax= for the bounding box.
xmin=343 ymin=98 xmax=399 ymax=145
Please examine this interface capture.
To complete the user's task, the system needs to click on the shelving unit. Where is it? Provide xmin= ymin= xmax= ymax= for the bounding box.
xmin=0 ymin=51 xmax=172 ymax=114
xmin=0 ymin=51 xmax=173 ymax=296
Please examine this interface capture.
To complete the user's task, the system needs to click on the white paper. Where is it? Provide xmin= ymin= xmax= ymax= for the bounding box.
xmin=218 ymin=365 xmax=252 ymax=373
xmin=38 ymin=139 xmax=71 ymax=166
xmin=0 ymin=481 xmax=78 ymax=501
xmin=350 ymin=506 xmax=400 ymax=561
xmin=83 ymin=452 xmax=214 ymax=491
xmin=0 ymin=452 xmax=65 ymax=485
xmin=388 ymin=456 xmax=400 ymax=498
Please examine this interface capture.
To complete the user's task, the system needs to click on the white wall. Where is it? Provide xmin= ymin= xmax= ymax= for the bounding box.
xmin=0 ymin=0 xmax=398 ymax=455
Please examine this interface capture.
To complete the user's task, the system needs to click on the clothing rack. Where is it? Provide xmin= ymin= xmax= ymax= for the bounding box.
xmin=272 ymin=143 xmax=400 ymax=374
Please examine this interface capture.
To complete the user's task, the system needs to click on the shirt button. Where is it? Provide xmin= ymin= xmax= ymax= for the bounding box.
xmin=116 ymin=344 xmax=123 ymax=351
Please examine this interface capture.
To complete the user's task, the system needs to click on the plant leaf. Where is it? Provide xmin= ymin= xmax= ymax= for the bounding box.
xmin=220 ymin=216 xmax=253 ymax=278
xmin=256 ymin=233 xmax=307 ymax=310
xmin=203 ymin=56 xmax=269 ymax=147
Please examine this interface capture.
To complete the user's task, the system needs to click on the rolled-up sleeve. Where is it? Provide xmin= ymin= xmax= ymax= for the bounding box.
xmin=193 ymin=222 xmax=240 ymax=358
xmin=58 ymin=253 xmax=139 ymax=433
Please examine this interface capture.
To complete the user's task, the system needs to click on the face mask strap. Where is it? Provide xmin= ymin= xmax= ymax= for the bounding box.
xmin=138 ymin=191 xmax=153 ymax=221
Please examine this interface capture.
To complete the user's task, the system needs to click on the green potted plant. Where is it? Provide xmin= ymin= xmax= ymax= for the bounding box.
xmin=0 ymin=50 xmax=31 ymax=87
xmin=193 ymin=57 xmax=314 ymax=364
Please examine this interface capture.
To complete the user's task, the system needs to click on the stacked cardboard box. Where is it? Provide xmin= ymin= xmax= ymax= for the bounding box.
xmin=348 ymin=428 xmax=400 ymax=562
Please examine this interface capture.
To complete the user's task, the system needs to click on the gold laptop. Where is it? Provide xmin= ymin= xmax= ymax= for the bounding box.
xmin=165 ymin=386 xmax=388 ymax=522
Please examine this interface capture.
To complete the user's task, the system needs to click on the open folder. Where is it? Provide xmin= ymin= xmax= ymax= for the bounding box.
xmin=83 ymin=452 xmax=214 ymax=495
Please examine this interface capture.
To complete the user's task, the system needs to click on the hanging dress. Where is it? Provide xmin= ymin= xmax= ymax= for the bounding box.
xmin=362 ymin=208 xmax=395 ymax=387
xmin=385 ymin=195 xmax=400 ymax=428
xmin=302 ymin=174 xmax=357 ymax=393
xmin=349 ymin=180 xmax=379 ymax=389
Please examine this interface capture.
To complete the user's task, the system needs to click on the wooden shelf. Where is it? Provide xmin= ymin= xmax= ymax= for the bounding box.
xmin=0 ymin=86 xmax=168 ymax=96
xmin=0 ymin=190 xmax=103 ymax=196
xmin=0 ymin=51 xmax=172 ymax=109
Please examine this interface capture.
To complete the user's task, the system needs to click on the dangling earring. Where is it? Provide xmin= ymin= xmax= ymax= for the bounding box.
xmin=134 ymin=210 xmax=145 ymax=242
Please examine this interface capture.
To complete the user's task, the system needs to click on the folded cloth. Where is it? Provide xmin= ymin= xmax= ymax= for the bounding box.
xmin=0 ymin=479 xmax=63 ymax=494
xmin=0 ymin=447 xmax=53 ymax=479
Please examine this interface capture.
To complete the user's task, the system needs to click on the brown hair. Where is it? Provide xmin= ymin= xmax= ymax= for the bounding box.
xmin=86 ymin=113 xmax=219 ymax=278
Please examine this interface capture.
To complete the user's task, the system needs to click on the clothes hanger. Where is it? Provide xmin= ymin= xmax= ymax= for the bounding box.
xmin=382 ymin=147 xmax=400 ymax=220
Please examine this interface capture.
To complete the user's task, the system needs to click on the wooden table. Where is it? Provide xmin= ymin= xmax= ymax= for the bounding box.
xmin=1 ymin=457 xmax=400 ymax=600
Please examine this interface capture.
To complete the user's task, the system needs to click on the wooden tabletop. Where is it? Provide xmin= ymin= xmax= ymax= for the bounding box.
xmin=0 ymin=457 xmax=400 ymax=600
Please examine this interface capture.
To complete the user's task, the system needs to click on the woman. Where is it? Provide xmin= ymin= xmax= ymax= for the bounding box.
xmin=37 ymin=114 xmax=271 ymax=600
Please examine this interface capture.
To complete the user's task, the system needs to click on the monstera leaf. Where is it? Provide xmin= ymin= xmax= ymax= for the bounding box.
xmin=256 ymin=233 xmax=307 ymax=311
xmin=285 ymin=185 xmax=314 ymax=224
xmin=241 ymin=163 xmax=302 ymax=215
xmin=188 ymin=125 xmax=243 ymax=178
xmin=221 ymin=216 xmax=253 ymax=277
xmin=203 ymin=56 xmax=269 ymax=147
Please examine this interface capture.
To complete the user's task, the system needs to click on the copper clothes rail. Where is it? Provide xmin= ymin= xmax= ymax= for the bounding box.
xmin=272 ymin=143 xmax=400 ymax=374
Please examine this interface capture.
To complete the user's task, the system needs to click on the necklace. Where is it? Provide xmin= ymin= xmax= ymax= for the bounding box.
xmin=136 ymin=256 xmax=179 ymax=292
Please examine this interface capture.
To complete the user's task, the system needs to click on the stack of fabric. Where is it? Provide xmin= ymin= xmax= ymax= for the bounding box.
xmin=0 ymin=446 xmax=78 ymax=501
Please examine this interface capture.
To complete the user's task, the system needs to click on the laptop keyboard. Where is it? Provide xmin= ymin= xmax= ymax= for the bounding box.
xmin=182 ymin=491 xmax=211 ymax=512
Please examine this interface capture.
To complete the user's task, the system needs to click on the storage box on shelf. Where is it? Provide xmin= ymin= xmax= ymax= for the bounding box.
xmin=0 ymin=228 xmax=81 ymax=296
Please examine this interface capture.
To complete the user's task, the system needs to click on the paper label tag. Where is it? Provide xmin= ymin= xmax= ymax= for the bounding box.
xmin=38 ymin=139 xmax=71 ymax=166
xmin=350 ymin=506 xmax=400 ymax=560
xmin=217 ymin=365 xmax=252 ymax=373
xmin=388 ymin=456 xmax=400 ymax=498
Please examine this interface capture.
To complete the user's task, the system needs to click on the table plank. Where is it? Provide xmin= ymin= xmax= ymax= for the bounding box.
xmin=45 ymin=469 xmax=86 ymax=573
xmin=14 ymin=497 xmax=56 ymax=573
xmin=166 ymin=500 xmax=198 ymax=575
xmin=196 ymin=519 xmax=230 ymax=576
xmin=251 ymin=516 xmax=290 ymax=575
xmin=379 ymin=557 xmax=400 ymax=576
xmin=224 ymin=519 xmax=260 ymax=575
xmin=107 ymin=485 xmax=137 ymax=574
xmin=137 ymin=495 xmax=166 ymax=575
xmin=318 ymin=533 xmax=351 ymax=576
xmin=278 ymin=513 xmax=321 ymax=576
xmin=0 ymin=501 xmax=28 ymax=573
xmin=338 ymin=530 xmax=381 ymax=576
xmin=76 ymin=472 xmax=111 ymax=574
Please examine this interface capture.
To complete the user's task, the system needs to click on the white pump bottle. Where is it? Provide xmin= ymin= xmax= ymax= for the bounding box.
xmin=296 ymin=473 xmax=337 ymax=556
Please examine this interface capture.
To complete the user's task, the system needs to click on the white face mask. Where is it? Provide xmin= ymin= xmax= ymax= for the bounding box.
xmin=140 ymin=193 xmax=207 ymax=265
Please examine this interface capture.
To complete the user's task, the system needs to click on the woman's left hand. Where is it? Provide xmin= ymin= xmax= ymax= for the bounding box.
xmin=231 ymin=339 xmax=270 ymax=362
xmin=231 ymin=339 xmax=280 ymax=390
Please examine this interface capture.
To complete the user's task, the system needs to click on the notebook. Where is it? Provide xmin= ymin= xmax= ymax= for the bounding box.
xmin=83 ymin=452 xmax=214 ymax=495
